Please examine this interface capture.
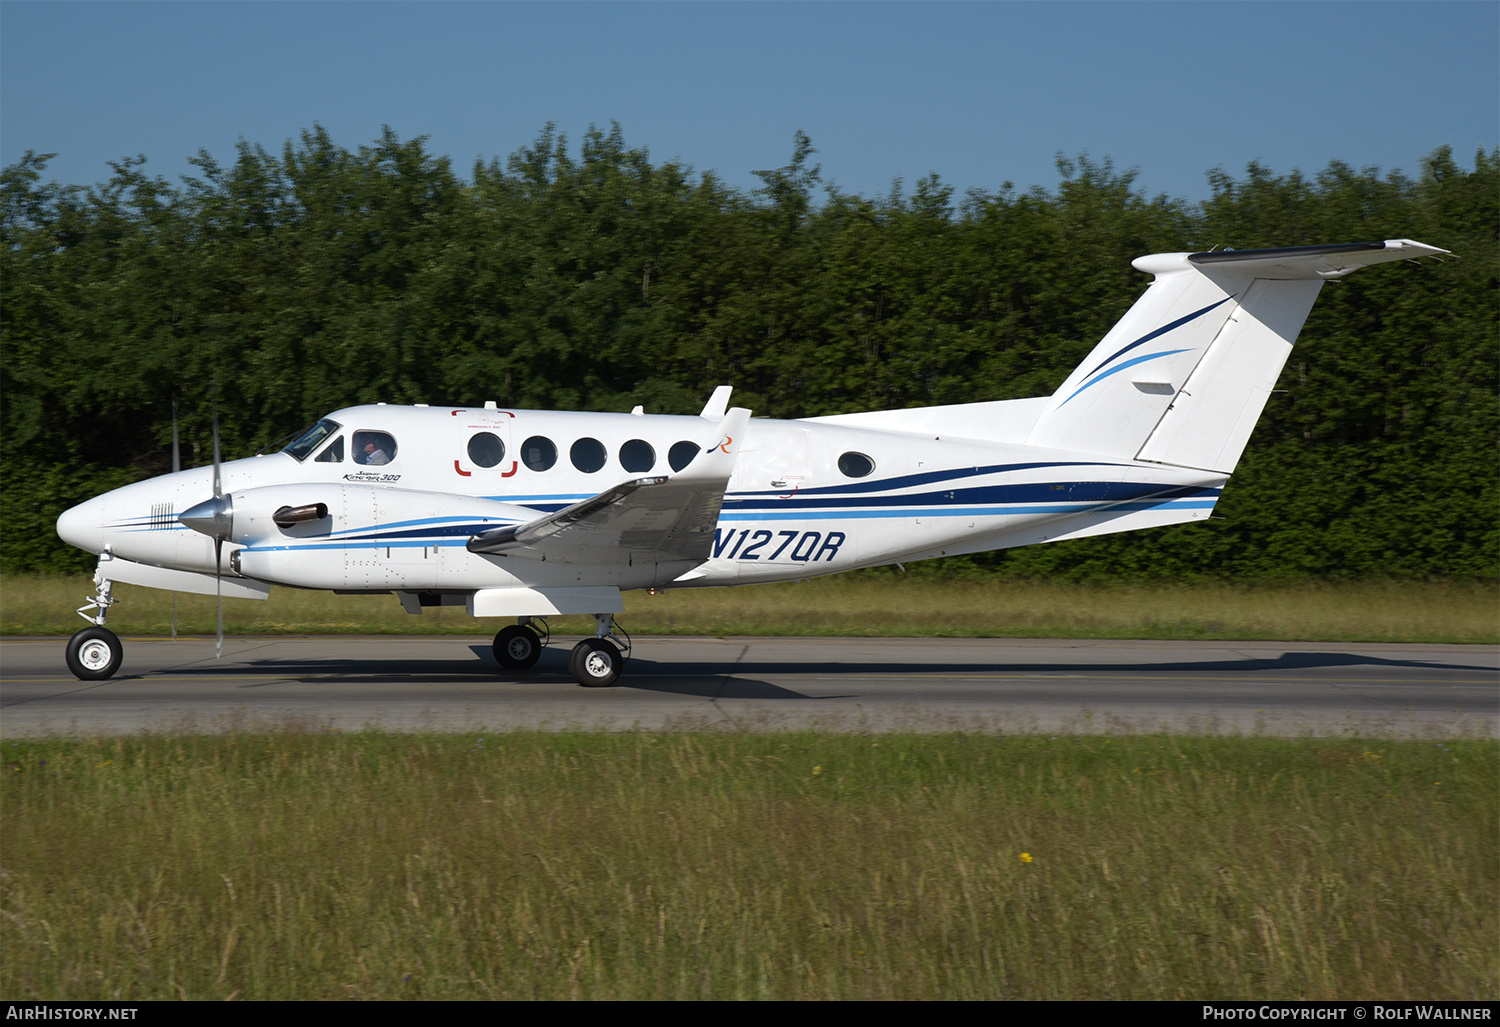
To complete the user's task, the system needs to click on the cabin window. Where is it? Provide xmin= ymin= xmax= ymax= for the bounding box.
xmin=521 ymin=436 xmax=557 ymax=471
xmin=838 ymin=452 xmax=875 ymax=478
xmin=467 ymin=432 xmax=505 ymax=468
xmin=668 ymin=441 xmax=698 ymax=472
xmin=283 ymin=419 xmax=342 ymax=462
xmin=314 ymin=435 xmax=345 ymax=463
xmin=570 ymin=438 xmax=607 ymax=474
xmin=353 ymin=431 xmax=397 ymax=465
xmin=619 ymin=439 xmax=655 ymax=473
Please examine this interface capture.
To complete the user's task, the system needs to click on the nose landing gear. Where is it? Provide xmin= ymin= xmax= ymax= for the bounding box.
xmin=67 ymin=573 xmax=122 ymax=680
xmin=66 ymin=625 xmax=123 ymax=680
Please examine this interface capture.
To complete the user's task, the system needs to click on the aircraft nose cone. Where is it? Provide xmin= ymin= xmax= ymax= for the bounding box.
xmin=57 ymin=494 xmax=109 ymax=553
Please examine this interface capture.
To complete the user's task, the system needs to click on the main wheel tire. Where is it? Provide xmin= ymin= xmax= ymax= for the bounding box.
xmin=493 ymin=625 xmax=542 ymax=670
xmin=564 ymin=641 xmax=588 ymax=680
xmin=570 ymin=638 xmax=621 ymax=687
xmin=65 ymin=626 xmax=123 ymax=681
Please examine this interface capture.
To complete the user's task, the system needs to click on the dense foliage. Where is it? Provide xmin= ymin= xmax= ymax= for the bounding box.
xmin=3 ymin=125 xmax=1495 ymax=577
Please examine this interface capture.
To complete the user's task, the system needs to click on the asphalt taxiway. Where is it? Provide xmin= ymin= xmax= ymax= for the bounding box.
xmin=3 ymin=634 xmax=1494 ymax=737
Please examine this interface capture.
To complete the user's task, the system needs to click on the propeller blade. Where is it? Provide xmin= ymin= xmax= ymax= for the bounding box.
xmin=213 ymin=413 xmax=223 ymax=660
xmin=215 ymin=537 xmax=223 ymax=660
xmin=172 ymin=396 xmax=179 ymax=642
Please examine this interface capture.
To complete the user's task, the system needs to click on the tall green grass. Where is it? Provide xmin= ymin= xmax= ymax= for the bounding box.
xmin=3 ymin=574 xmax=1496 ymax=643
xmin=3 ymin=732 xmax=1494 ymax=999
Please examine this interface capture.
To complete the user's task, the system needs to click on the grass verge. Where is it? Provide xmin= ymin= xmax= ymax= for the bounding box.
xmin=2 ymin=731 xmax=1494 ymax=1000
xmin=3 ymin=574 xmax=1496 ymax=643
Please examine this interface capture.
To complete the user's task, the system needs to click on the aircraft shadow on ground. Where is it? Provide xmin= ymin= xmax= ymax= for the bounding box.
xmin=142 ymin=644 xmax=1496 ymax=704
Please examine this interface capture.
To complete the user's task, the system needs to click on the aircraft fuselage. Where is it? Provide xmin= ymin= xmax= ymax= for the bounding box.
xmin=57 ymin=402 xmax=1221 ymax=596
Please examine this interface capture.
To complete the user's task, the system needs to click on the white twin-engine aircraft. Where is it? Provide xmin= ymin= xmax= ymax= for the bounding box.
xmin=56 ymin=240 xmax=1445 ymax=685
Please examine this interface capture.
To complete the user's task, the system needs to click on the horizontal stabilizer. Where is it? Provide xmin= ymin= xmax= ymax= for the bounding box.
xmin=1184 ymin=239 xmax=1448 ymax=279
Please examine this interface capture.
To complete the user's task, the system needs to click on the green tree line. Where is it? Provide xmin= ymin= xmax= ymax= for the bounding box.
xmin=2 ymin=125 xmax=1495 ymax=578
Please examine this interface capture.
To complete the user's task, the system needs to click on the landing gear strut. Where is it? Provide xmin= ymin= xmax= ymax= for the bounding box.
xmin=66 ymin=571 xmax=123 ymax=680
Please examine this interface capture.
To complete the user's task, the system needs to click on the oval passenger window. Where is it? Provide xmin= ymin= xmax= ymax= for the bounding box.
xmin=467 ymin=432 xmax=505 ymax=468
xmin=570 ymin=438 xmax=607 ymax=473
xmin=521 ymin=436 xmax=557 ymax=472
xmin=619 ymin=439 xmax=655 ymax=473
xmin=668 ymin=441 xmax=698 ymax=472
xmin=837 ymin=452 xmax=875 ymax=478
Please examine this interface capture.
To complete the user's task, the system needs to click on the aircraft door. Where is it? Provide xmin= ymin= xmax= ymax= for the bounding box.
xmin=739 ymin=422 xmax=810 ymax=498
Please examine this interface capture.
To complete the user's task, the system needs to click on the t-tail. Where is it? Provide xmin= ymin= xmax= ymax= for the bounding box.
xmin=1026 ymin=240 xmax=1448 ymax=472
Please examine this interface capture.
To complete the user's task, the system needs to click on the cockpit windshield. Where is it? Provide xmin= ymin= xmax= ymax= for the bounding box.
xmin=282 ymin=419 xmax=343 ymax=462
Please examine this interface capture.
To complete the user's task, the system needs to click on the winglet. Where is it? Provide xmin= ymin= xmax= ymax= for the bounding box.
xmin=679 ymin=406 xmax=750 ymax=482
xmin=699 ymin=385 xmax=733 ymax=420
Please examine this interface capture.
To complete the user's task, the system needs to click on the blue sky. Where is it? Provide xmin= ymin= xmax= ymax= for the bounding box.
xmin=3 ymin=1 xmax=1495 ymax=204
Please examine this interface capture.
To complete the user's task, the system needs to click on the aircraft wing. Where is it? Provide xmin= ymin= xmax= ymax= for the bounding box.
xmin=467 ymin=407 xmax=750 ymax=567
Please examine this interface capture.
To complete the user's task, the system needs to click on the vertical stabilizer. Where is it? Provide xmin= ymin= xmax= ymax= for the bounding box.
xmin=1134 ymin=277 xmax=1318 ymax=472
xmin=1025 ymin=255 xmax=1240 ymax=458
xmin=1026 ymin=240 xmax=1448 ymax=470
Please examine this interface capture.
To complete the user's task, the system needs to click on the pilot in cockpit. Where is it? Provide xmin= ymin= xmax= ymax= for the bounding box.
xmin=353 ymin=431 xmax=395 ymax=465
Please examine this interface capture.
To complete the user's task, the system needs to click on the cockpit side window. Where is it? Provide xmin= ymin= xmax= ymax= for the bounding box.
xmin=283 ymin=419 xmax=342 ymax=462
xmin=353 ymin=431 xmax=398 ymax=465
xmin=314 ymin=435 xmax=345 ymax=463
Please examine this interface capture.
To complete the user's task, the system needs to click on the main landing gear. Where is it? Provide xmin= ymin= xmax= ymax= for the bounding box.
xmin=491 ymin=614 xmax=631 ymax=688
xmin=66 ymin=576 xmax=123 ymax=680
xmin=493 ymin=618 xmax=547 ymax=669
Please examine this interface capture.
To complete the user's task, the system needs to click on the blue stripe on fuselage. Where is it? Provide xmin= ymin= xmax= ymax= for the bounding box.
xmin=724 ymin=481 xmax=1214 ymax=512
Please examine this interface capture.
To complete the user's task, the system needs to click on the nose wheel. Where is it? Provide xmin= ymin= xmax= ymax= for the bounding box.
xmin=67 ymin=570 xmax=123 ymax=680
xmin=66 ymin=626 xmax=123 ymax=680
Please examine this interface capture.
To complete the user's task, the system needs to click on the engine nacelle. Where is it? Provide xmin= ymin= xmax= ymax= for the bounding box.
xmin=229 ymin=484 xmax=538 ymax=590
